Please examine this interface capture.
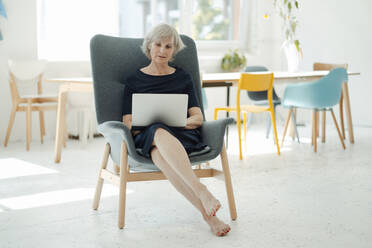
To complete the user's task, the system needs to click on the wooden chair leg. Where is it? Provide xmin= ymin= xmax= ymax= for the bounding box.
xmin=339 ymin=92 xmax=345 ymax=139
xmin=312 ymin=110 xmax=317 ymax=152
xmin=316 ymin=111 xmax=320 ymax=137
xmin=220 ymin=143 xmax=237 ymax=220
xmin=270 ymin=109 xmax=280 ymax=155
xmin=330 ymin=109 xmax=346 ymax=150
xmin=322 ymin=110 xmax=326 ymax=143
xmin=4 ymin=106 xmax=17 ymax=147
xmin=118 ymin=142 xmax=129 ymax=229
xmin=281 ymin=108 xmax=292 ymax=147
xmin=93 ymin=143 xmax=111 ymax=210
xmin=39 ymin=111 xmax=45 ymax=144
xmin=26 ymin=99 xmax=32 ymax=151
xmin=289 ymin=108 xmax=297 ymax=139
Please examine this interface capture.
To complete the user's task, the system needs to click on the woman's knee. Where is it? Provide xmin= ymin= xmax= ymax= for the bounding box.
xmin=151 ymin=146 xmax=159 ymax=156
xmin=153 ymin=127 xmax=170 ymax=141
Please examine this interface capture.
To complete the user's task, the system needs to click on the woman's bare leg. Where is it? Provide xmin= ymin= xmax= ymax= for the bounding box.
xmin=151 ymin=147 xmax=230 ymax=236
xmin=152 ymin=128 xmax=220 ymax=216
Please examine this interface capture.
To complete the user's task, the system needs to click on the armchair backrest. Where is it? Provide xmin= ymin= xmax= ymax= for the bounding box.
xmin=90 ymin=34 xmax=203 ymax=125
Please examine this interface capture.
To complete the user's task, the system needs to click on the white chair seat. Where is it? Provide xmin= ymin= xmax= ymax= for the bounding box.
xmin=21 ymin=94 xmax=58 ymax=99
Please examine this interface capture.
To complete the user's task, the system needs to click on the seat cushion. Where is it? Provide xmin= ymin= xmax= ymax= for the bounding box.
xmin=135 ymin=145 xmax=211 ymax=158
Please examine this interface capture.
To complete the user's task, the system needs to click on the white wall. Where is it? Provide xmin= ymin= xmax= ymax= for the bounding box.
xmin=0 ymin=0 xmax=371 ymax=144
xmin=297 ymin=0 xmax=372 ymax=126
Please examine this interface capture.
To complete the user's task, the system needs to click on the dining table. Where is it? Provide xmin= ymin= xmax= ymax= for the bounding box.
xmin=45 ymin=78 xmax=94 ymax=163
xmin=46 ymin=70 xmax=360 ymax=161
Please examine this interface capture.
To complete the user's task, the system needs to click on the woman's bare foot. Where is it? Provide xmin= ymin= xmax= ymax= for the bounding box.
xmin=204 ymin=215 xmax=231 ymax=236
xmin=199 ymin=186 xmax=221 ymax=216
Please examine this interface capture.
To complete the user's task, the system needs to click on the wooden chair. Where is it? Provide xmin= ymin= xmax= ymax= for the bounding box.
xmin=313 ymin=62 xmax=348 ymax=142
xmin=214 ymin=72 xmax=281 ymax=160
xmin=4 ymin=60 xmax=58 ymax=150
xmin=90 ymin=34 xmax=237 ymax=229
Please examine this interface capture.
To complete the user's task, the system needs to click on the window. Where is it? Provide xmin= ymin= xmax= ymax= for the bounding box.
xmin=37 ymin=0 xmax=251 ymax=60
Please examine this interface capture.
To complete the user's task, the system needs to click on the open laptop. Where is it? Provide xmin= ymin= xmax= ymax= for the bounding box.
xmin=131 ymin=93 xmax=188 ymax=130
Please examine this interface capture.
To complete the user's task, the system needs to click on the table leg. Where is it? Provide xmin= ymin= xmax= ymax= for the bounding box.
xmin=54 ymin=90 xmax=67 ymax=163
xmin=342 ymin=82 xmax=354 ymax=144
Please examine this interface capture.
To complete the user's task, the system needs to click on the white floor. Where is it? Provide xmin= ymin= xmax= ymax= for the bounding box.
xmin=0 ymin=124 xmax=371 ymax=248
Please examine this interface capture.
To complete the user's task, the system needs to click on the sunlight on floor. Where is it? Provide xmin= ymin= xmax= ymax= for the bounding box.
xmin=0 ymin=185 xmax=133 ymax=210
xmin=227 ymin=131 xmax=294 ymax=156
xmin=0 ymin=158 xmax=59 ymax=180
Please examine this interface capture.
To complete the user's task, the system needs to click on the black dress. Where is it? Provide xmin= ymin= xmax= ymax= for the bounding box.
xmin=122 ymin=67 xmax=207 ymax=158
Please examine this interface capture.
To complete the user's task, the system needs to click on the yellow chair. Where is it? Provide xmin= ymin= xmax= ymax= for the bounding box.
xmin=214 ymin=72 xmax=280 ymax=160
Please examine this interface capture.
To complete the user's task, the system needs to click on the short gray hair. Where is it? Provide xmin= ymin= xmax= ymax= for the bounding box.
xmin=141 ymin=23 xmax=185 ymax=60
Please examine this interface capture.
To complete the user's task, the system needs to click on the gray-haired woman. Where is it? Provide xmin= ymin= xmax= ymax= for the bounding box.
xmin=121 ymin=23 xmax=231 ymax=236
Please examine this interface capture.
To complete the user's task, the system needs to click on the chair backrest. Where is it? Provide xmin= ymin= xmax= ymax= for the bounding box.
xmin=8 ymin=60 xmax=47 ymax=101
xmin=90 ymin=34 xmax=203 ymax=124
xmin=8 ymin=60 xmax=47 ymax=80
xmin=238 ymin=72 xmax=274 ymax=92
xmin=313 ymin=62 xmax=348 ymax=71
xmin=283 ymin=68 xmax=348 ymax=109
xmin=244 ymin=65 xmax=279 ymax=101
xmin=314 ymin=68 xmax=348 ymax=107
xmin=237 ymin=72 xmax=274 ymax=106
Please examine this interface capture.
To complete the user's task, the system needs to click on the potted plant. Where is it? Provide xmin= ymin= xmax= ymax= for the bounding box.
xmin=274 ymin=0 xmax=302 ymax=72
xmin=221 ymin=49 xmax=247 ymax=72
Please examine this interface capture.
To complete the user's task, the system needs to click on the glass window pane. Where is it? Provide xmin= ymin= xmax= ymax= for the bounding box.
xmin=192 ymin=0 xmax=236 ymax=41
xmin=119 ymin=0 xmax=181 ymax=38
xmin=38 ymin=0 xmax=119 ymax=61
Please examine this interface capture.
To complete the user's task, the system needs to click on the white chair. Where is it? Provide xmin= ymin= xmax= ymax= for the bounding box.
xmin=66 ymin=90 xmax=96 ymax=146
xmin=4 ymin=60 xmax=58 ymax=150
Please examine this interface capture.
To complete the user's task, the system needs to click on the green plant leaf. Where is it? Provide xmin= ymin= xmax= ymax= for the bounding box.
xmin=295 ymin=1 xmax=299 ymax=8
xmin=221 ymin=49 xmax=246 ymax=72
xmin=294 ymin=39 xmax=300 ymax=51
xmin=291 ymin=21 xmax=297 ymax=33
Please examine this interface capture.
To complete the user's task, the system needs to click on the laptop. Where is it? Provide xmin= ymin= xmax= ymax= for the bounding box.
xmin=131 ymin=93 xmax=188 ymax=130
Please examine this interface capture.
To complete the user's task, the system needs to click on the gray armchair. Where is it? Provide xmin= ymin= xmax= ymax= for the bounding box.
xmin=90 ymin=34 xmax=237 ymax=228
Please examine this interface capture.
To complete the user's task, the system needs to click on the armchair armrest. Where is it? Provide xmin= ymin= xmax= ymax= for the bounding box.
xmin=97 ymin=121 xmax=138 ymax=157
xmin=201 ymin=118 xmax=234 ymax=152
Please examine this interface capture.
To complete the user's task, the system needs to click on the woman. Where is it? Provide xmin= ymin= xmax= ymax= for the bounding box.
xmin=121 ymin=23 xmax=231 ymax=236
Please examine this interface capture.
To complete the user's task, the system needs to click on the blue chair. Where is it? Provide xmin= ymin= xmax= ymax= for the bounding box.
xmin=244 ymin=66 xmax=281 ymax=138
xmin=281 ymin=68 xmax=347 ymax=152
